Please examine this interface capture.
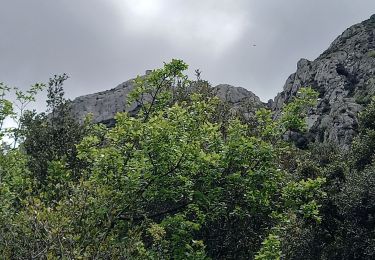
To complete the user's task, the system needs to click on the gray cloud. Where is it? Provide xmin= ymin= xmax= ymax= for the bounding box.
xmin=1 ymin=0 xmax=375 ymax=105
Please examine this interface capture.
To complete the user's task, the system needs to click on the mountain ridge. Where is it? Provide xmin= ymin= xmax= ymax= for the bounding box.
xmin=70 ymin=14 xmax=375 ymax=147
xmin=272 ymin=14 xmax=375 ymax=147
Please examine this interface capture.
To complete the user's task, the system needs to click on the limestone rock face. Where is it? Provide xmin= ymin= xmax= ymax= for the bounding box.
xmin=70 ymin=79 xmax=138 ymax=126
xmin=214 ymin=84 xmax=262 ymax=106
xmin=70 ymin=79 xmax=263 ymax=126
xmin=70 ymin=15 xmax=374 ymax=148
xmin=272 ymin=15 xmax=375 ymax=147
xmin=213 ymin=84 xmax=264 ymax=119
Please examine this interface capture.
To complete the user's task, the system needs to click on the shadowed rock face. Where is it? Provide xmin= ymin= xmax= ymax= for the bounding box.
xmin=70 ymin=78 xmax=264 ymax=126
xmin=272 ymin=14 xmax=375 ymax=147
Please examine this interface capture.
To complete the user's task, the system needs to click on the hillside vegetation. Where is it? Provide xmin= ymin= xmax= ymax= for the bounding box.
xmin=1 ymin=60 xmax=375 ymax=259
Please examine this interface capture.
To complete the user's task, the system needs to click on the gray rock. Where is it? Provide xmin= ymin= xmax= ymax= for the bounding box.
xmin=214 ymin=84 xmax=263 ymax=109
xmin=272 ymin=14 xmax=375 ymax=148
xmin=70 ymin=78 xmax=138 ymax=126
xmin=213 ymin=84 xmax=265 ymax=120
xmin=70 ymin=77 xmax=263 ymax=126
xmin=70 ymin=15 xmax=375 ymax=149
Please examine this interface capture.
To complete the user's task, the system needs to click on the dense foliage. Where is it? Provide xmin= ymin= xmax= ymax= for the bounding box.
xmin=0 ymin=59 xmax=373 ymax=259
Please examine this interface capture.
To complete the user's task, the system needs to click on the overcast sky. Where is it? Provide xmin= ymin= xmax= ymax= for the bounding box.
xmin=1 ymin=0 xmax=375 ymax=105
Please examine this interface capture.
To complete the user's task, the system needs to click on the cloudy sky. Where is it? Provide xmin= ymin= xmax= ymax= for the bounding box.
xmin=1 ymin=0 xmax=375 ymax=104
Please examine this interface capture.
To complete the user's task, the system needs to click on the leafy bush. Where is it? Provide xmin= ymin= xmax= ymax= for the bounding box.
xmin=0 ymin=60 xmax=325 ymax=259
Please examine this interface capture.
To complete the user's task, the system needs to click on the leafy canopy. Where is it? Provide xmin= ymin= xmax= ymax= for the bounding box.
xmin=0 ymin=60 xmax=323 ymax=259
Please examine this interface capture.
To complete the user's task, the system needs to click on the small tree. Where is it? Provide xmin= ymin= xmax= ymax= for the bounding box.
xmin=21 ymin=74 xmax=86 ymax=186
xmin=0 ymin=81 xmax=44 ymax=149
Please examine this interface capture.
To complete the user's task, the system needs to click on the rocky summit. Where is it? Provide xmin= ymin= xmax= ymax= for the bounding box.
xmin=71 ymin=78 xmax=137 ymax=127
xmin=272 ymin=14 xmax=375 ymax=147
xmin=70 ymin=79 xmax=264 ymax=126
xmin=71 ymin=15 xmax=375 ymax=148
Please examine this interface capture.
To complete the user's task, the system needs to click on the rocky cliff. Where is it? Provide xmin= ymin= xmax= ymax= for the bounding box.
xmin=70 ymin=78 xmax=264 ymax=126
xmin=272 ymin=14 xmax=375 ymax=147
xmin=71 ymin=15 xmax=375 ymax=148
xmin=71 ymin=78 xmax=137 ymax=126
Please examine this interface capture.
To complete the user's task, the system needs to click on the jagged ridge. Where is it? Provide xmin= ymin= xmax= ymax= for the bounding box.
xmin=70 ymin=78 xmax=264 ymax=126
xmin=272 ymin=14 xmax=375 ymax=147
xmin=71 ymin=14 xmax=375 ymax=148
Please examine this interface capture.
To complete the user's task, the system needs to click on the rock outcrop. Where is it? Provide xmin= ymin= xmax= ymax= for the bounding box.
xmin=272 ymin=14 xmax=375 ymax=147
xmin=70 ymin=78 xmax=264 ymax=126
xmin=214 ymin=84 xmax=262 ymax=107
xmin=71 ymin=15 xmax=375 ymax=148
xmin=213 ymin=84 xmax=264 ymax=118
xmin=71 ymin=79 xmax=137 ymax=126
